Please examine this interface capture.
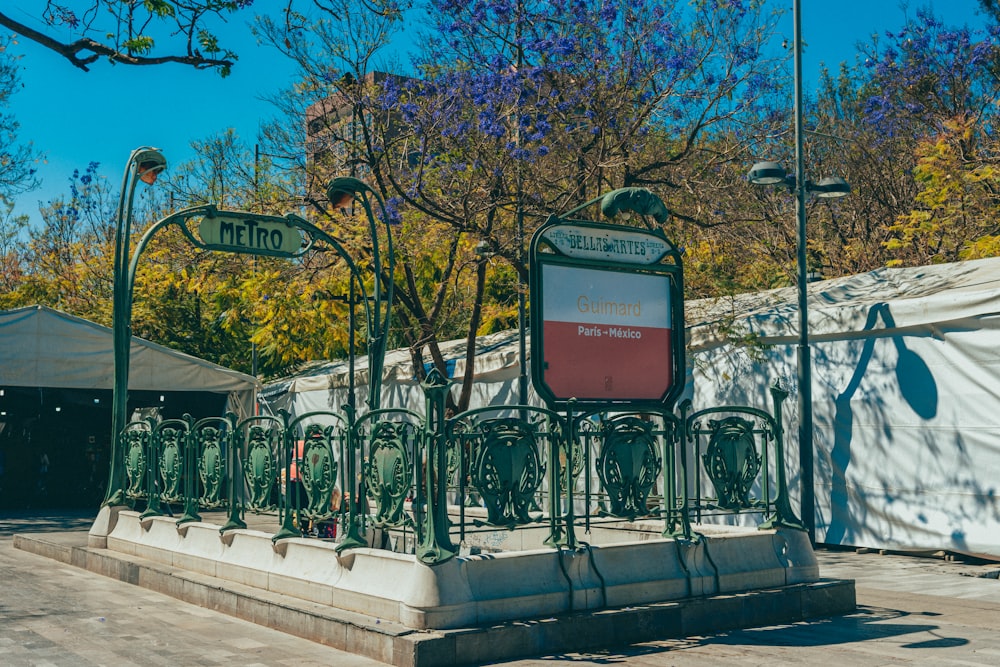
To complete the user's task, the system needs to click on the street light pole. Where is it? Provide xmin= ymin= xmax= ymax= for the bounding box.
xmin=104 ymin=147 xmax=167 ymax=507
xmin=515 ymin=0 xmax=528 ymax=406
xmin=747 ymin=1 xmax=851 ymax=544
xmin=792 ymin=0 xmax=815 ymax=544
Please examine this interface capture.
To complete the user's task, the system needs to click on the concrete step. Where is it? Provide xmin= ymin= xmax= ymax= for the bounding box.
xmin=14 ymin=531 xmax=855 ymax=667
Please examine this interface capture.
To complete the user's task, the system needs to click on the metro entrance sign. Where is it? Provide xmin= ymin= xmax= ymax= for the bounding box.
xmin=530 ymin=202 xmax=685 ymax=408
xmin=199 ymin=213 xmax=303 ymax=256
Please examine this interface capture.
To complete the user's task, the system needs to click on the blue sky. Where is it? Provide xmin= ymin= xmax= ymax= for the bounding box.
xmin=4 ymin=1 xmax=990 ymax=228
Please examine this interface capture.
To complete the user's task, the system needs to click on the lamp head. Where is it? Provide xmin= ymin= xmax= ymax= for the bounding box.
xmin=599 ymin=187 xmax=670 ymax=224
xmin=134 ymin=149 xmax=166 ymax=185
xmin=814 ymin=176 xmax=851 ymax=198
xmin=327 ymin=177 xmax=370 ymax=208
xmin=748 ymin=161 xmax=788 ymax=185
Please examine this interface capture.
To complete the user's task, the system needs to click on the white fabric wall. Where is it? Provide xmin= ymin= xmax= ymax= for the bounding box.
xmin=265 ymin=258 xmax=1000 ymax=558
xmin=689 ymin=259 xmax=1000 ymax=559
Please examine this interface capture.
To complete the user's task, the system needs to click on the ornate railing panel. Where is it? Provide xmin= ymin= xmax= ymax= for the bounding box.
xmin=573 ymin=408 xmax=687 ymax=538
xmin=360 ymin=410 xmax=421 ymax=530
xmin=237 ymin=416 xmax=282 ymax=513
xmin=446 ymin=406 xmax=564 ymax=546
xmin=156 ymin=421 xmax=186 ymax=503
xmin=288 ymin=413 xmax=346 ymax=524
xmin=111 ymin=381 xmax=802 ymax=561
xmin=684 ymin=383 xmax=803 ymax=530
xmin=469 ymin=417 xmax=544 ymax=528
xmin=595 ymin=415 xmax=662 ymax=520
xmin=193 ymin=417 xmax=229 ymax=509
xmin=122 ymin=421 xmax=151 ymax=503
xmin=701 ymin=415 xmax=762 ymax=511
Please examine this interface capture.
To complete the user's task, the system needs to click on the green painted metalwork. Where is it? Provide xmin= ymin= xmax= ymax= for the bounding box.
xmin=701 ymin=416 xmax=761 ymax=511
xmin=446 ymin=418 xmax=475 ymax=508
xmin=557 ymin=419 xmax=585 ymax=495
xmin=414 ymin=369 xmax=458 ymax=564
xmin=101 ymin=179 xmax=814 ymax=561
xmin=662 ymin=403 xmax=691 ymax=539
xmin=177 ymin=415 xmax=203 ymax=526
xmin=335 ymin=404 xmax=367 ymax=551
xmin=542 ymin=406 xmax=573 ymax=549
xmin=109 ymin=380 xmax=804 ymax=557
xmin=122 ymin=423 xmax=149 ymax=503
xmin=105 ymin=148 xmax=166 ymax=508
xmin=242 ymin=423 xmax=279 ymax=512
xmin=157 ymin=423 xmax=185 ymax=503
xmin=759 ymin=383 xmax=806 ymax=531
xmin=105 ymin=169 xmax=395 ymax=512
xmin=598 ymin=187 xmax=671 ymax=223
xmin=469 ymin=418 xmax=543 ymax=529
xmin=298 ymin=423 xmax=339 ymax=521
xmin=194 ymin=418 xmax=229 ymax=508
xmin=685 ymin=382 xmax=804 ymax=530
xmin=140 ymin=418 xmax=165 ymax=520
xmin=529 ymin=189 xmax=686 ymax=411
xmin=273 ymin=412 xmax=305 ymax=542
xmin=596 ymin=416 xmax=662 ymax=520
xmin=364 ymin=417 xmax=418 ymax=528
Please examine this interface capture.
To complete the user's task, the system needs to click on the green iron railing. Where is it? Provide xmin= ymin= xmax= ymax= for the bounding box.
xmin=120 ymin=375 xmax=803 ymax=564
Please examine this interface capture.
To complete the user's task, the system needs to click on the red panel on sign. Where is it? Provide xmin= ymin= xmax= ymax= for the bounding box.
xmin=542 ymin=321 xmax=673 ymax=400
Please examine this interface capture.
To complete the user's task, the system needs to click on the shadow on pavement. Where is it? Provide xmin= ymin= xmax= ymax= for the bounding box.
xmin=512 ymin=606 xmax=968 ymax=664
xmin=0 ymin=508 xmax=97 ymax=535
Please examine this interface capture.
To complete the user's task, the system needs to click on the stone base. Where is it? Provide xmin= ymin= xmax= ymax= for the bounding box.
xmin=97 ymin=508 xmax=821 ymax=630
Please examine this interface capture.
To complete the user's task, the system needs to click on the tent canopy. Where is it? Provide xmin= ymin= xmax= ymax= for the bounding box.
xmin=0 ymin=305 xmax=259 ymax=395
xmin=687 ymin=257 xmax=1000 ymax=349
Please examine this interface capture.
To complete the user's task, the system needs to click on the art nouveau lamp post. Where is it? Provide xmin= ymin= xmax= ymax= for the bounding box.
xmin=103 ymin=147 xmax=167 ymax=507
xmin=325 ymin=176 xmax=396 ymax=550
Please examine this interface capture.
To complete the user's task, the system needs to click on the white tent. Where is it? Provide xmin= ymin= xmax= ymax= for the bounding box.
xmin=0 ymin=305 xmax=260 ymax=508
xmin=260 ymin=329 xmax=540 ymax=417
xmin=0 ymin=305 xmax=259 ymax=413
xmin=263 ymin=258 xmax=1000 ymax=559
xmin=688 ymin=257 xmax=1000 ymax=559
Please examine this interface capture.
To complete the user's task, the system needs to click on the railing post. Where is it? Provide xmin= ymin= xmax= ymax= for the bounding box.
xmin=761 ymin=381 xmax=806 ymax=531
xmin=139 ymin=418 xmax=162 ymax=520
xmin=563 ymin=408 xmax=578 ymax=548
xmin=669 ymin=401 xmax=693 ymax=539
xmin=415 ymin=369 xmax=457 ymax=564
xmin=274 ymin=411 xmax=304 ymax=542
xmin=177 ymin=415 xmax=202 ymax=526
xmin=544 ymin=403 xmax=574 ymax=548
xmin=221 ymin=413 xmax=246 ymax=533
xmin=336 ymin=404 xmax=368 ymax=550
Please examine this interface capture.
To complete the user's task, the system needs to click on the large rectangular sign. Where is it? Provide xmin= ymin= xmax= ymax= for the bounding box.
xmin=539 ymin=263 xmax=673 ymax=401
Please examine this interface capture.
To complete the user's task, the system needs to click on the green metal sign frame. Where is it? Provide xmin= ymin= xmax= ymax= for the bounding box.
xmin=104 ymin=185 xmax=394 ymax=512
xmin=529 ymin=189 xmax=685 ymax=410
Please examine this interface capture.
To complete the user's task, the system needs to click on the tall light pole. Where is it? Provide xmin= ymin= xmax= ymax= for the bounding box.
xmin=103 ymin=147 xmax=167 ymax=507
xmin=515 ymin=0 xmax=528 ymax=406
xmin=748 ymin=0 xmax=850 ymax=544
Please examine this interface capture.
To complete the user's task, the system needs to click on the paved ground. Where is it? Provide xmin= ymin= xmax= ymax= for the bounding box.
xmin=3 ymin=509 xmax=1000 ymax=666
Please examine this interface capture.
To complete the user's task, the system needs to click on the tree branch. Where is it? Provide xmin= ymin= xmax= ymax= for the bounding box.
xmin=0 ymin=11 xmax=235 ymax=73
